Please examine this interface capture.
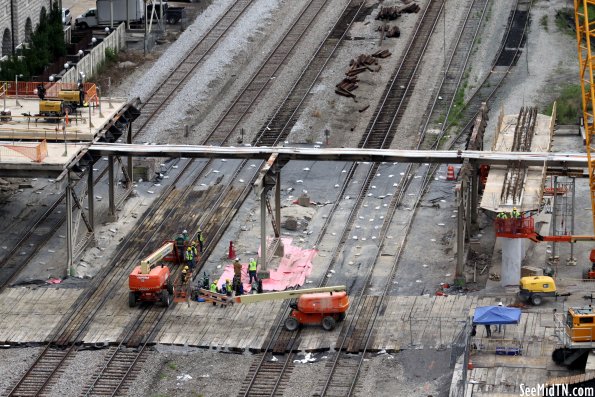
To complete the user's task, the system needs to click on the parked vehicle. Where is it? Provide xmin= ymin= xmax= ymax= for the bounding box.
xmin=62 ymin=8 xmax=72 ymax=25
xmin=75 ymin=0 xmax=144 ymax=29
xmin=146 ymin=3 xmax=186 ymax=25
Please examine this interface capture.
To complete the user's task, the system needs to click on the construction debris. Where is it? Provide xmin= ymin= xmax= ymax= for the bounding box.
xmin=378 ymin=25 xmax=400 ymax=38
xmin=349 ymin=54 xmax=378 ymax=68
xmin=336 ymin=76 xmax=358 ymax=92
xmin=372 ymin=49 xmax=392 ymax=58
xmin=334 ymin=52 xmax=390 ymax=98
xmin=376 ymin=6 xmax=401 ymax=21
xmin=400 ymin=3 xmax=421 ymax=13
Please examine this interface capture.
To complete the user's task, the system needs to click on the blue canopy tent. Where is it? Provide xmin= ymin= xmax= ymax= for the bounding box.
xmin=473 ymin=306 xmax=521 ymax=325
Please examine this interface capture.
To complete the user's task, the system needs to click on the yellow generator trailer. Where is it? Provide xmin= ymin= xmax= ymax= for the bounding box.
xmin=518 ymin=276 xmax=557 ymax=305
xmin=39 ymin=100 xmax=65 ymax=119
xmin=57 ymin=90 xmax=80 ymax=103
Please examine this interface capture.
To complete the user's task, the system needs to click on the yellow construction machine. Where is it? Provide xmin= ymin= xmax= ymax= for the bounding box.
xmin=39 ymin=90 xmax=83 ymax=120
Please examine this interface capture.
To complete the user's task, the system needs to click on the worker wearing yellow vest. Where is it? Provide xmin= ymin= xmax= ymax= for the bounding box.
xmin=197 ymin=227 xmax=205 ymax=253
xmin=210 ymin=279 xmax=218 ymax=306
xmin=249 ymin=258 xmax=258 ymax=284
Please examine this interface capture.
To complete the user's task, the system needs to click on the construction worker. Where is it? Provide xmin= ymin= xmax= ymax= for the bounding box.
xmin=210 ymin=279 xmax=218 ymax=306
xmin=233 ymin=274 xmax=243 ymax=296
xmin=197 ymin=227 xmax=205 ymax=253
xmin=182 ymin=266 xmax=190 ymax=286
xmin=225 ymin=279 xmax=233 ymax=297
xmin=175 ymin=233 xmax=186 ymax=262
xmin=496 ymin=211 xmax=508 ymax=219
xmin=191 ymin=241 xmax=199 ymax=260
xmin=248 ymin=258 xmax=258 ymax=284
xmin=182 ymin=229 xmax=190 ymax=241
xmin=185 ymin=246 xmax=195 ymax=270
xmin=511 ymin=207 xmax=521 ymax=218
xmin=233 ymin=257 xmax=242 ymax=279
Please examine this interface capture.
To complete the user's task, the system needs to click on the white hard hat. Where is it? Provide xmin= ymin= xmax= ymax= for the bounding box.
xmin=183 ymin=229 xmax=187 ymax=233
xmin=498 ymin=302 xmax=503 ymax=306
xmin=235 ymin=257 xmax=240 ymax=261
xmin=250 ymin=258 xmax=254 ymax=262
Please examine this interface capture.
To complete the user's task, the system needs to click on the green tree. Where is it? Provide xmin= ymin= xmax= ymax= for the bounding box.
xmin=0 ymin=1 xmax=66 ymax=80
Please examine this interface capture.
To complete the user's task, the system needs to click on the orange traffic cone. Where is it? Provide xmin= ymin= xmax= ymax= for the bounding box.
xmin=228 ymin=241 xmax=236 ymax=260
xmin=446 ymin=165 xmax=455 ymax=181
xmin=467 ymin=359 xmax=473 ymax=370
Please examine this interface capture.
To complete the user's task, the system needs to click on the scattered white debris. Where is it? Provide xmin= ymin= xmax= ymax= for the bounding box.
xmin=48 ymin=249 xmax=55 ymax=253
xmin=377 ymin=349 xmax=387 ymax=355
xmin=200 ymin=183 xmax=206 ymax=187
xmin=330 ymin=270 xmax=335 ymax=273
xmin=369 ymin=218 xmax=374 ymax=222
xmin=326 ymin=273 xmax=332 ymax=277
xmin=361 ymin=237 xmax=367 ymax=241
xmin=342 ymin=169 xmax=347 ymax=173
xmin=176 ymin=374 xmax=192 ymax=381
xmin=270 ymin=356 xmax=279 ymax=362
xmin=376 ymin=173 xmax=381 ymax=176
xmin=334 ymin=184 xmax=339 ymax=188
xmin=154 ymin=183 xmax=161 ymax=187
xmin=217 ymin=265 xmax=221 ymax=269
xmin=221 ymin=159 xmax=227 ymax=162
xmin=352 ymin=236 xmax=358 ymax=240
xmin=303 ymin=167 xmax=310 ymax=171
xmin=239 ymin=179 xmax=244 ymax=183
xmin=250 ymin=164 xmax=256 ymax=167
xmin=371 ymin=185 xmax=376 ymax=189
xmin=400 ymin=172 xmax=405 ymax=176
xmin=375 ymin=206 xmax=380 ymax=210
xmin=416 ymin=280 xmax=422 ymax=283
xmin=445 ymin=273 xmax=451 ymax=277
xmin=371 ymin=236 xmax=376 ymax=240
xmin=393 ymin=183 xmax=398 ymax=187
xmin=148 ymin=190 xmax=155 ymax=194
xmin=423 ymin=264 xmax=428 ymax=268
xmin=296 ymin=180 xmax=303 ymax=183
xmin=109 ymin=228 xmax=117 ymax=233
xmin=95 ymin=196 xmax=103 ymax=200
xmin=430 ymin=239 xmax=436 ymax=242
xmin=438 ymin=223 xmax=445 ymax=226
xmin=213 ymin=170 xmax=220 ymax=173
xmin=138 ymin=179 xmax=143 ymax=183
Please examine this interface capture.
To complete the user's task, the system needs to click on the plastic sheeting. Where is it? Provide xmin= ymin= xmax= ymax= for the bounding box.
xmin=216 ymin=237 xmax=316 ymax=293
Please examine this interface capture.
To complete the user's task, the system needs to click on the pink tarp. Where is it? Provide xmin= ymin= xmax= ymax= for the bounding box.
xmin=216 ymin=237 xmax=316 ymax=292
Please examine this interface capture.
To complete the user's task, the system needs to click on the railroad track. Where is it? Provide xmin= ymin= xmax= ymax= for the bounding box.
xmin=445 ymin=0 xmax=533 ymax=141
xmin=237 ymin=0 xmax=509 ymax=394
xmin=7 ymin=1 xmax=345 ymax=395
xmin=0 ymin=0 xmax=258 ymax=292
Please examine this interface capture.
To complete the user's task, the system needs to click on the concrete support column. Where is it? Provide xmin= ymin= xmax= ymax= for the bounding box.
xmin=261 ymin=189 xmax=266 ymax=270
xmin=455 ymin=184 xmax=465 ymax=286
xmin=501 ymin=237 xmax=524 ymax=286
xmin=470 ymin=162 xmax=479 ymax=228
xmin=108 ymin=155 xmax=116 ymax=220
xmin=127 ymin=122 xmax=133 ymax=188
xmin=88 ymin=165 xmax=94 ymax=229
xmin=66 ymin=173 xmax=73 ymax=277
xmin=259 ymin=189 xmax=270 ymax=280
xmin=275 ymin=172 xmax=280 ymax=238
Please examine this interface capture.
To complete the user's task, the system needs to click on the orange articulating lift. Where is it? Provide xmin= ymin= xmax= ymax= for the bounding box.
xmin=128 ymin=241 xmax=182 ymax=307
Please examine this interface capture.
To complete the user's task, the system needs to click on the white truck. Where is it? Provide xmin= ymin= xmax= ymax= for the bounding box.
xmin=75 ymin=0 xmax=144 ymax=29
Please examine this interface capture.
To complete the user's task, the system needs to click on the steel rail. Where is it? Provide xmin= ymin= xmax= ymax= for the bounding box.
xmin=0 ymin=0 xmax=257 ymax=292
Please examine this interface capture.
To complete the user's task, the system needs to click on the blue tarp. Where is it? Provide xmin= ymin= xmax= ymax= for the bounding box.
xmin=472 ymin=306 xmax=521 ymax=325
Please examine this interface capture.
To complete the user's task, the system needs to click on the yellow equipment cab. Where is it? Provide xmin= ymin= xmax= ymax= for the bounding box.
xmin=566 ymin=306 xmax=595 ymax=343
xmin=518 ymin=276 xmax=557 ymax=305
